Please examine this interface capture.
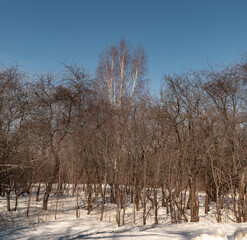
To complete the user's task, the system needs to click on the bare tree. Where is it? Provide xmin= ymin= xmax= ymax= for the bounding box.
xmin=96 ymin=39 xmax=147 ymax=110
xmin=0 ymin=65 xmax=31 ymax=211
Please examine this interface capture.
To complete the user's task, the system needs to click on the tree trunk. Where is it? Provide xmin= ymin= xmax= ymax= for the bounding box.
xmin=216 ymin=186 xmax=222 ymax=222
xmin=14 ymin=193 xmax=19 ymax=211
xmin=142 ymin=193 xmax=146 ymax=225
xmin=27 ymin=187 xmax=32 ymax=218
xmin=36 ymin=183 xmax=41 ymax=202
xmin=42 ymin=150 xmax=60 ymax=210
xmin=205 ymin=191 xmax=210 ymax=214
xmin=154 ymin=188 xmax=158 ymax=224
xmin=100 ymin=184 xmax=106 ymax=221
xmin=43 ymin=182 xmax=53 ymax=210
xmin=87 ymin=184 xmax=93 ymax=215
xmin=161 ymin=184 xmax=166 ymax=207
xmin=6 ymin=191 xmax=11 ymax=211
xmin=76 ymin=185 xmax=79 ymax=218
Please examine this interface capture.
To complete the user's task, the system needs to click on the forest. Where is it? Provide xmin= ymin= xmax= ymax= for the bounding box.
xmin=0 ymin=39 xmax=247 ymax=226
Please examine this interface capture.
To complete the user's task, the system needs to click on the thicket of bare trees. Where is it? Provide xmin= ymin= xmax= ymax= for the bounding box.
xmin=0 ymin=40 xmax=247 ymax=225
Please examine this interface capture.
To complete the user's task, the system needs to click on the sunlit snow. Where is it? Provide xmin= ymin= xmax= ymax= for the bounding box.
xmin=1 ymin=185 xmax=247 ymax=240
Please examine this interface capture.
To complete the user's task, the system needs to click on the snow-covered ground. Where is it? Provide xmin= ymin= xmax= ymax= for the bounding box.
xmin=1 ymin=216 xmax=247 ymax=240
xmin=1 ymin=185 xmax=247 ymax=240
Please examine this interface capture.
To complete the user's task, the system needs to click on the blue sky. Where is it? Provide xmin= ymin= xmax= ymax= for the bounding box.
xmin=0 ymin=0 xmax=247 ymax=91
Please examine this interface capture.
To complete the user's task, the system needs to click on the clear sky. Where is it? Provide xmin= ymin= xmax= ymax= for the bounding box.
xmin=0 ymin=0 xmax=247 ymax=91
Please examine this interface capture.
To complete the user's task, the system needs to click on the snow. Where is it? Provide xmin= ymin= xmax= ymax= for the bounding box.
xmin=191 ymin=229 xmax=228 ymax=240
xmin=234 ymin=228 xmax=247 ymax=240
xmin=1 ymin=218 xmax=247 ymax=240
xmin=1 ymin=186 xmax=247 ymax=240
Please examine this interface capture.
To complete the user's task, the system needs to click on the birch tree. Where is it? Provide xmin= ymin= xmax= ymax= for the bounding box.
xmin=96 ymin=39 xmax=147 ymax=109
